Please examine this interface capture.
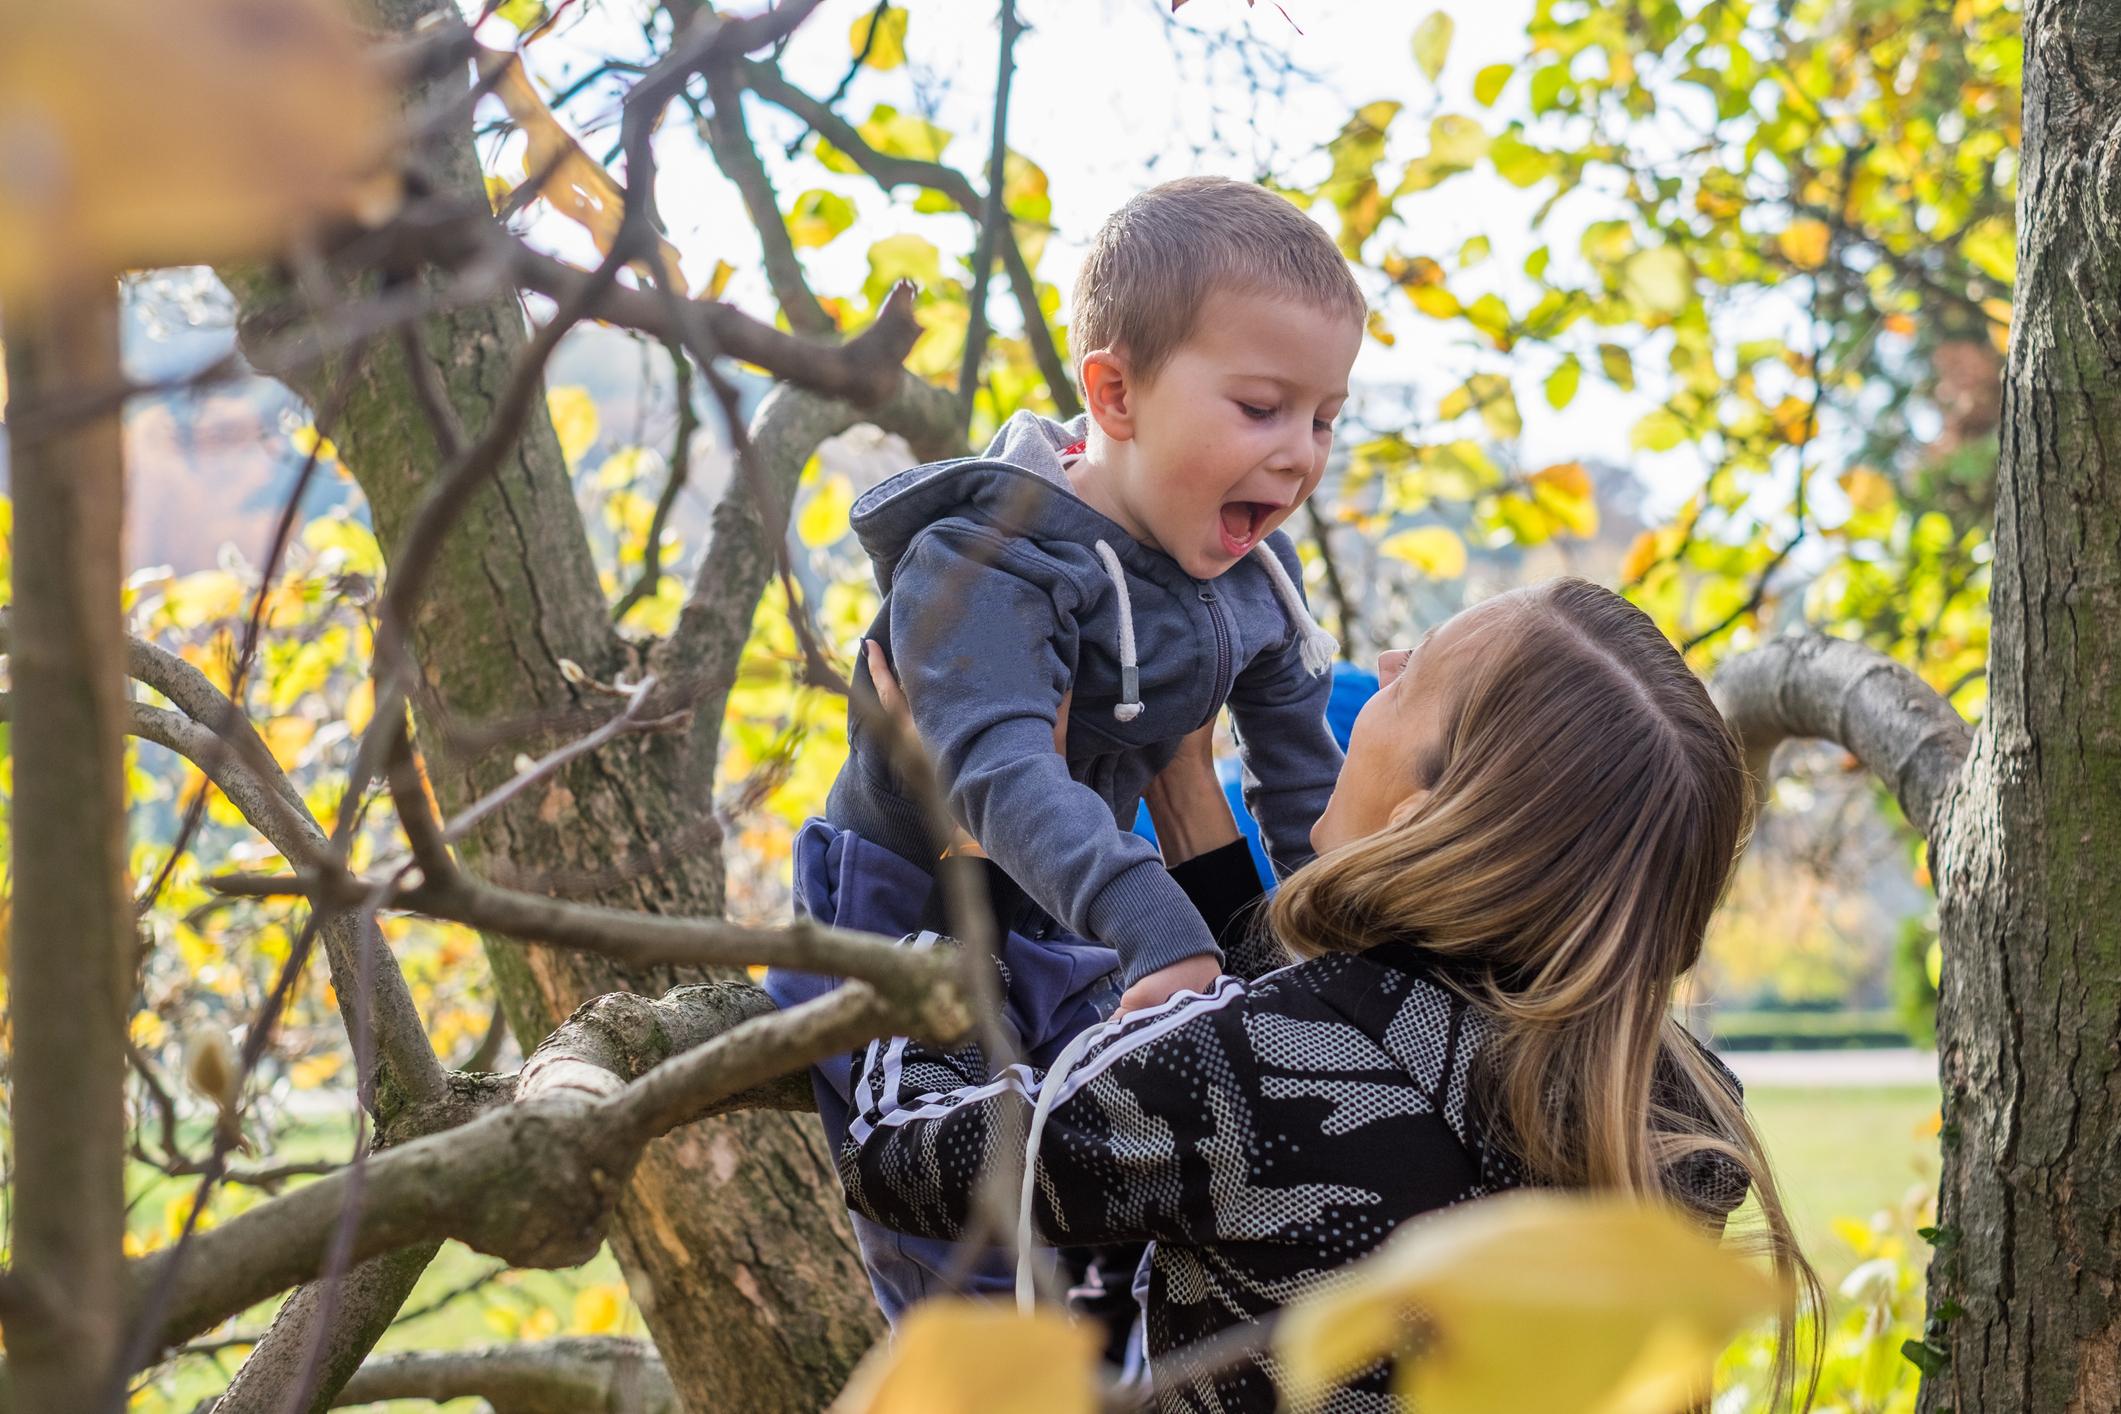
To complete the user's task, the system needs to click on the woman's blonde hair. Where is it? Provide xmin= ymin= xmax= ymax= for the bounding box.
xmin=1270 ymin=578 xmax=1819 ymax=1405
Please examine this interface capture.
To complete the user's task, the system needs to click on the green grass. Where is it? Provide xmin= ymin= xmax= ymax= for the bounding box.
xmin=1744 ymin=1083 xmax=1942 ymax=1275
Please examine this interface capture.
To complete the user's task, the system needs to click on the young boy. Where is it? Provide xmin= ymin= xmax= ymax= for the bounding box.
xmin=767 ymin=175 xmax=1366 ymax=1318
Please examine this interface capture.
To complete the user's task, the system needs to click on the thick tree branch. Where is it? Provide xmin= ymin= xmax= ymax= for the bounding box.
xmin=1708 ymin=633 xmax=1972 ymax=843
xmin=516 ymin=980 xmax=812 ymax=1115
xmin=129 ymin=978 xmax=948 ymax=1351
xmin=327 ymin=1337 xmax=676 ymax=1414
xmin=214 ymin=865 xmax=972 ymax=1039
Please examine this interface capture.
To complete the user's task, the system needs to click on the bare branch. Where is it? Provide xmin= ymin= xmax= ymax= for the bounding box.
xmin=329 ymin=1337 xmax=676 ymax=1414
xmin=517 ymin=981 xmax=811 ymax=1116
xmin=696 ymin=66 xmax=836 ymax=337
xmin=742 ymin=58 xmax=1080 ymax=418
xmin=610 ymin=343 xmax=699 ymax=622
xmin=957 ymin=0 xmax=1024 ymax=427
xmin=1709 ymin=633 xmax=1971 ymax=842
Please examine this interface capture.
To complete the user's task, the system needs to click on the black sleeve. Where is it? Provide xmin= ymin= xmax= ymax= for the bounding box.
xmin=1167 ymin=839 xmax=1289 ymax=982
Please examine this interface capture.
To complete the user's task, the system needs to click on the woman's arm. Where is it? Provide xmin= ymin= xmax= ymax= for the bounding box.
xmin=840 ymin=979 xmax=1256 ymax=1250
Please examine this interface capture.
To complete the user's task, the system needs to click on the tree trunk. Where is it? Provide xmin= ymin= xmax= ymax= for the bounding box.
xmin=1 ymin=277 xmax=133 ymax=1408
xmin=1921 ymin=4 xmax=2121 ymax=1407
xmin=218 ymin=6 xmax=891 ymax=1408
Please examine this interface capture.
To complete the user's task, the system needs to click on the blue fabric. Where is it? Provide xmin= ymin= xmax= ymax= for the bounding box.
xmin=764 ymin=819 xmax=1123 ymax=1325
xmin=825 ymin=409 xmax=1344 ymax=986
xmin=1131 ymin=662 xmax=1379 ymax=893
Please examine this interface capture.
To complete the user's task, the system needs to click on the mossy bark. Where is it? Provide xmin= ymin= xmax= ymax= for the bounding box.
xmin=1921 ymin=3 xmax=2121 ymax=1408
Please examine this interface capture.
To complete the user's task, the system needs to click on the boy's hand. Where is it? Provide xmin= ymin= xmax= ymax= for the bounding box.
xmin=1113 ymin=953 xmax=1223 ymax=1020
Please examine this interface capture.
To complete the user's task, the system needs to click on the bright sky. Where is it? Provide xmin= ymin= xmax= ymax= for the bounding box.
xmin=482 ymin=0 xmax=1758 ymax=516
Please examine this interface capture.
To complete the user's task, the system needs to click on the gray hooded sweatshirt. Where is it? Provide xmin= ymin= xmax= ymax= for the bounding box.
xmin=825 ymin=410 xmax=1345 ymax=984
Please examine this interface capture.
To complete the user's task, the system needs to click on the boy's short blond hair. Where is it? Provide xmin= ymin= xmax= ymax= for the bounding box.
xmin=1071 ymin=176 xmax=1367 ymax=384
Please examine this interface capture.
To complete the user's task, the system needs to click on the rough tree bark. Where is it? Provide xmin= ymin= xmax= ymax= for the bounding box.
xmin=217 ymin=5 xmax=963 ymax=1409
xmin=1715 ymin=6 xmax=2121 ymax=1406
xmin=0 ymin=278 xmax=132 ymax=1409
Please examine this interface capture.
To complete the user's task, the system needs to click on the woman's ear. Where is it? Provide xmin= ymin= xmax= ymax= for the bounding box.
xmin=1080 ymin=349 xmax=1136 ymax=442
xmin=1385 ymin=788 xmax=1431 ymax=830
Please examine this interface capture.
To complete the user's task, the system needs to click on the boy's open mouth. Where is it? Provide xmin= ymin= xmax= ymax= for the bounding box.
xmin=1219 ymin=501 xmax=1276 ymax=557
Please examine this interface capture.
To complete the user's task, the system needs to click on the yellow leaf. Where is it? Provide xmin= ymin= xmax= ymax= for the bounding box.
xmin=0 ymin=0 xmax=400 ymax=301
xmin=1959 ymin=216 xmax=2015 ymax=285
xmin=344 ymin=678 xmax=376 ymax=737
xmin=1599 ymin=343 xmax=1636 ymax=391
xmin=493 ymin=0 xmax=548 ymax=32
xmin=1468 ymin=374 xmax=1520 ymax=439
xmin=706 ymin=259 xmax=737 ymax=301
xmin=1839 ymin=466 xmax=1896 ymax=514
xmin=481 ymin=49 xmax=686 ymax=283
xmin=290 ymin=1053 xmax=342 ymax=1090
xmin=572 ymin=1282 xmax=627 ymax=1334
xmin=548 ymin=386 xmax=600 ymax=464
xmin=260 ymin=717 xmax=316 ymax=771
xmin=1459 ymin=234 xmax=1491 ymax=268
xmin=1408 ymin=284 xmax=1462 ymax=320
xmin=850 ymin=6 xmax=910 ymax=71
xmin=1545 ymin=356 xmax=1581 ymax=410
xmin=1832 ymin=1215 xmax=1878 ymax=1258
xmin=1274 ymin=1192 xmax=1781 ymax=1414
xmin=1473 ymin=63 xmax=1513 ymax=106
xmin=1619 ymin=529 xmax=1660 ymax=583
xmin=1777 ymin=218 xmax=1831 ymax=271
xmin=162 ymin=571 xmax=246 ymax=630
xmin=828 ymin=1300 xmax=1100 ymax=1414
xmin=788 ymin=189 xmax=856 ymax=249
xmin=1530 ymin=462 xmax=1598 ymax=537
xmin=1621 ymin=247 xmax=1693 ymax=316
xmin=1412 ymin=11 xmax=1455 ymax=82
xmin=1365 ymin=310 xmax=1396 ymax=347
xmin=1883 ymin=313 xmax=1917 ymax=337
xmin=1770 ymin=396 xmax=1816 ymax=445
xmin=798 ymin=476 xmax=856 ymax=547
xmin=289 ymin=422 xmax=339 ymax=466
xmin=1378 ymin=525 xmax=1467 ymax=580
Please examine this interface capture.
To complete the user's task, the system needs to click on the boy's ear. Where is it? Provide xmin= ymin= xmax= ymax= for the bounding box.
xmin=1080 ymin=349 xmax=1136 ymax=442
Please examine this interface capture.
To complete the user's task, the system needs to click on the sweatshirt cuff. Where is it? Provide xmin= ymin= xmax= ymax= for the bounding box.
xmin=1085 ymin=859 xmax=1223 ymax=987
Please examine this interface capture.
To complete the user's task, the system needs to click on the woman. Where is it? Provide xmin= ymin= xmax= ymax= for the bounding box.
xmin=840 ymin=579 xmax=1817 ymax=1411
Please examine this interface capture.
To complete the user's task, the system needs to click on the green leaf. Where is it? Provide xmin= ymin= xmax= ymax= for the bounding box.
xmin=1459 ymin=234 xmax=1491 ymax=268
xmin=1631 ymin=408 xmax=1688 ymax=452
xmin=850 ymin=6 xmax=909 ymax=70
xmin=813 ymin=137 xmax=865 ymax=176
xmin=786 ymin=189 xmax=856 ymax=249
xmin=858 ymin=105 xmax=953 ymax=163
xmin=1545 ymin=355 xmax=1581 ymax=410
xmin=1901 ymin=1339 xmax=1950 ymax=1377
xmin=912 ymin=188 xmax=957 ymax=214
xmin=1488 ymin=129 xmax=1560 ymax=188
xmin=1412 ymin=11 xmax=1454 ymax=82
xmin=1466 ymin=373 xmax=1520 ymax=438
xmin=1473 ymin=63 xmax=1513 ymax=106
xmin=1524 ymin=245 xmax=1550 ymax=280
xmin=1621 ymin=247 xmax=1693 ymax=316
xmin=1598 ymin=343 xmax=1635 ymax=391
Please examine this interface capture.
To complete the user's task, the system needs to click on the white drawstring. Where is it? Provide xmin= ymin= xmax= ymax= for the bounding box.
xmin=1251 ymin=542 xmax=1339 ymax=677
xmin=1093 ymin=539 xmax=1143 ymax=721
xmin=1017 ymin=1023 xmax=1099 ymax=1314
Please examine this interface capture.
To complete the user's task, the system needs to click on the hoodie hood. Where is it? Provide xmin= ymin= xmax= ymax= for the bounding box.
xmin=851 ymin=411 xmax=1111 ymax=593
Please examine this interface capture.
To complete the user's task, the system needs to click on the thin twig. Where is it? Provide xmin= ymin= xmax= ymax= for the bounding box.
xmin=611 ymin=344 xmax=699 ymax=622
xmin=956 ymin=0 xmax=1023 ymax=429
xmin=442 ymin=674 xmax=659 ymax=842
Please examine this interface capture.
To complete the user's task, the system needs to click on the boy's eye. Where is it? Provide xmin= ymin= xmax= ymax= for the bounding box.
xmin=1239 ymin=403 xmax=1276 ymax=420
xmin=1313 ymin=418 xmax=1334 ymax=434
